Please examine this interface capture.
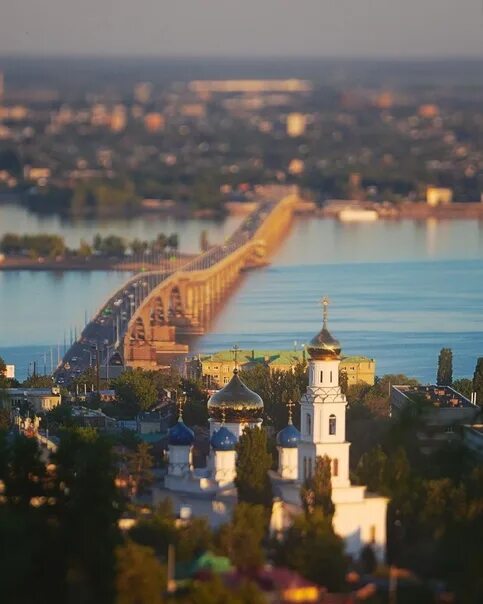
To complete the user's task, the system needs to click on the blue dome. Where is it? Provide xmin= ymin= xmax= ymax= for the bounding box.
xmin=168 ymin=419 xmax=194 ymax=446
xmin=211 ymin=426 xmax=237 ymax=451
xmin=276 ymin=424 xmax=301 ymax=448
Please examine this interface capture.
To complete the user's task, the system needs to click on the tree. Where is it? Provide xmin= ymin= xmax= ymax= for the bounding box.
xmin=300 ymin=455 xmax=335 ymax=517
xmin=355 ymin=445 xmax=388 ymax=494
xmin=22 ymin=374 xmax=53 ymax=388
xmin=339 ymin=369 xmax=348 ymax=395
xmin=473 ymin=357 xmax=483 ymax=407
xmin=0 ymin=356 xmax=8 ymax=392
xmin=188 ymin=574 xmax=265 ymax=604
xmin=437 ymin=348 xmax=453 ymax=386
xmin=200 ymin=229 xmax=209 ymax=252
xmin=167 ymin=233 xmax=179 ymax=252
xmin=113 ymin=370 xmax=158 ymax=415
xmin=452 ymin=378 xmax=473 ymax=399
xmin=115 ymin=541 xmax=166 ymax=604
xmin=176 ymin=517 xmax=213 ymax=562
xmin=78 ymin=239 xmax=93 ymax=258
xmin=274 ymin=508 xmax=347 ymax=592
xmin=240 ymin=363 xmax=307 ymax=430
xmin=128 ymin=500 xmax=176 ymax=559
xmin=54 ymin=429 xmax=122 ymax=602
xmin=217 ymin=503 xmax=266 ymax=571
xmin=235 ymin=427 xmax=273 ymax=507
xmin=126 ymin=442 xmax=155 ymax=494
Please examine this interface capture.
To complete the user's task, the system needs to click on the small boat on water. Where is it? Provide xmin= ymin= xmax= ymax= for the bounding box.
xmin=337 ymin=207 xmax=379 ymax=222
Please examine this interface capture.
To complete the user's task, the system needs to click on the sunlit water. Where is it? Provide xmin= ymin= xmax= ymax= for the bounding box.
xmin=1 ymin=208 xmax=482 ymax=382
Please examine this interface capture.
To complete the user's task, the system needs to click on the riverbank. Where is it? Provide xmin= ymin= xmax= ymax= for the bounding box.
xmin=319 ymin=200 xmax=483 ymax=220
xmin=0 ymin=254 xmax=196 ymax=272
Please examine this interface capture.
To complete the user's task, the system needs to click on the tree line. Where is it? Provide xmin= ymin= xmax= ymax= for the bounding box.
xmin=0 ymin=232 xmax=179 ymax=260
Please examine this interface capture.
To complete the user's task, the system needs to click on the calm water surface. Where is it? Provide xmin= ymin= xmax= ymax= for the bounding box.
xmin=1 ymin=209 xmax=482 ymax=382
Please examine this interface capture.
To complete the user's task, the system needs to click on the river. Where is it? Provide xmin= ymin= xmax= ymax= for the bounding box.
xmin=1 ymin=205 xmax=482 ymax=382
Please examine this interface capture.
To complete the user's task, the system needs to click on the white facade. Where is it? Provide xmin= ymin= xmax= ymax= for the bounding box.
xmin=276 ymin=342 xmax=388 ymax=561
xmin=167 ymin=444 xmax=192 ymax=478
xmin=277 ymin=446 xmax=298 ymax=480
xmin=209 ymin=449 xmax=237 ymax=487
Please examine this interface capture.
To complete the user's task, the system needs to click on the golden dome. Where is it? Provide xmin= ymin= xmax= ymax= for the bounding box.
xmin=307 ymin=296 xmax=341 ymax=360
xmin=207 ymin=369 xmax=264 ymax=422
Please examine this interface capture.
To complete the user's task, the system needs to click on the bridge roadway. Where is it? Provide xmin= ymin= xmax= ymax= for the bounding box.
xmin=56 ymin=186 xmax=298 ymax=385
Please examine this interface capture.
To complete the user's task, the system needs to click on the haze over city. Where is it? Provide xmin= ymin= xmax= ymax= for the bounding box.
xmin=1 ymin=0 xmax=483 ymax=601
xmin=1 ymin=0 xmax=483 ymax=58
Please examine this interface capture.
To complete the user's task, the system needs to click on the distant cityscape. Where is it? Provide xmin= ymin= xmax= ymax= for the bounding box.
xmin=1 ymin=57 xmax=483 ymax=604
xmin=0 ymin=58 xmax=482 ymax=223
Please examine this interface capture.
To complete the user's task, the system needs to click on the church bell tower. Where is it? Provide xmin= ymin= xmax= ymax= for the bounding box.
xmin=298 ymin=297 xmax=350 ymax=488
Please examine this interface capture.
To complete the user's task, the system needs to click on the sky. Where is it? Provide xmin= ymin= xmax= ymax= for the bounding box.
xmin=1 ymin=0 xmax=483 ymax=59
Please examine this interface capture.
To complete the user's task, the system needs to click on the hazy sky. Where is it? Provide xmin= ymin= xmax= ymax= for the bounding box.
xmin=1 ymin=0 xmax=483 ymax=58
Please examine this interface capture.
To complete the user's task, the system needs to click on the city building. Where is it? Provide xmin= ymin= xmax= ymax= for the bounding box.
xmin=3 ymin=387 xmax=61 ymax=413
xmin=160 ymin=300 xmax=387 ymax=561
xmin=144 ymin=112 xmax=165 ymax=133
xmin=273 ymin=301 xmax=388 ymax=560
xmin=286 ymin=113 xmax=306 ymax=137
xmin=390 ymin=384 xmax=480 ymax=453
xmin=198 ymin=349 xmax=375 ymax=387
xmin=426 ymin=186 xmax=453 ymax=207
xmin=188 ymin=80 xmax=313 ymax=94
xmin=70 ymin=406 xmax=117 ymax=431
xmin=1 ymin=364 xmax=15 ymax=379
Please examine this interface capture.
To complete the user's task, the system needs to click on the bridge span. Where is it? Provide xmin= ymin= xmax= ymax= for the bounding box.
xmin=57 ymin=186 xmax=300 ymax=382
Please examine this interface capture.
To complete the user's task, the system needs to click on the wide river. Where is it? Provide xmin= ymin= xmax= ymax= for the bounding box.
xmin=1 ymin=203 xmax=482 ymax=382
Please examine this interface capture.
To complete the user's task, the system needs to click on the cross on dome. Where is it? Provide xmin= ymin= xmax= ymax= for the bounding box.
xmin=231 ymin=344 xmax=240 ymax=372
xmin=320 ymin=296 xmax=330 ymax=328
xmin=287 ymin=399 xmax=295 ymax=424
xmin=177 ymin=391 xmax=187 ymax=421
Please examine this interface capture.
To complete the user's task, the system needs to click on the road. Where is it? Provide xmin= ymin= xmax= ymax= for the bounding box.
xmin=55 ymin=195 xmax=280 ymax=388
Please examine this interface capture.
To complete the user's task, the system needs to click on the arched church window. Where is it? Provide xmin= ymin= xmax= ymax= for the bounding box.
xmin=306 ymin=413 xmax=312 ymax=437
xmin=329 ymin=414 xmax=336 ymax=435
xmin=333 ymin=458 xmax=339 ymax=477
xmin=308 ymin=457 xmax=312 ymax=478
xmin=330 ymin=370 xmax=333 ymax=383
xmin=320 ymin=370 xmax=323 ymax=383
xmin=303 ymin=457 xmax=307 ymax=479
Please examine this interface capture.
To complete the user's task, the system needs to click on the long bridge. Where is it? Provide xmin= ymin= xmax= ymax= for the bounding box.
xmin=57 ymin=186 xmax=300 ymax=383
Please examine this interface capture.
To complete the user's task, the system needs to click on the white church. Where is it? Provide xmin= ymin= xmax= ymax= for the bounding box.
xmin=160 ymin=298 xmax=388 ymax=561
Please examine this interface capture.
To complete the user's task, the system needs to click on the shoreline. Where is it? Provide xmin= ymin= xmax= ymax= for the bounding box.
xmin=0 ymin=254 xmax=196 ymax=272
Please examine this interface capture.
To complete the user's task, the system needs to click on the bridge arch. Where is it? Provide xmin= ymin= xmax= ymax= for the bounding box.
xmin=150 ymin=296 xmax=166 ymax=326
xmin=168 ymin=285 xmax=184 ymax=320
xmin=131 ymin=317 xmax=146 ymax=341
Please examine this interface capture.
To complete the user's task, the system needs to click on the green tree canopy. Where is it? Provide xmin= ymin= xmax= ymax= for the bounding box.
xmin=273 ymin=508 xmax=347 ymax=592
xmin=113 ymin=369 xmax=158 ymax=415
xmin=115 ymin=541 xmax=166 ymax=604
xmin=437 ymin=348 xmax=453 ymax=386
xmin=217 ymin=503 xmax=267 ymax=572
xmin=235 ymin=427 xmax=273 ymax=507
xmin=473 ymin=357 xmax=483 ymax=407
xmin=300 ymin=455 xmax=335 ymax=517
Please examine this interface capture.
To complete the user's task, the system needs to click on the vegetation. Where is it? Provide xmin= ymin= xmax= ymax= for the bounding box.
xmin=235 ymin=427 xmax=273 ymax=507
xmin=112 ymin=369 xmax=159 ymax=415
xmin=0 ymin=429 xmax=122 ymax=603
xmin=0 ymin=231 xmax=180 ymax=260
xmin=300 ymin=455 xmax=335 ymax=517
xmin=125 ymin=442 xmax=155 ymax=494
xmin=453 ymin=377 xmax=473 ymax=399
xmin=473 ymin=357 xmax=483 ymax=406
xmin=437 ymin=348 xmax=453 ymax=386
xmin=239 ymin=363 xmax=307 ymax=430
xmin=217 ymin=503 xmax=267 ymax=572
xmin=115 ymin=541 xmax=166 ymax=604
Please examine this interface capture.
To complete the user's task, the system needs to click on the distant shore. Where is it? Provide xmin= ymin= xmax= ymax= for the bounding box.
xmin=0 ymin=254 xmax=196 ymax=272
